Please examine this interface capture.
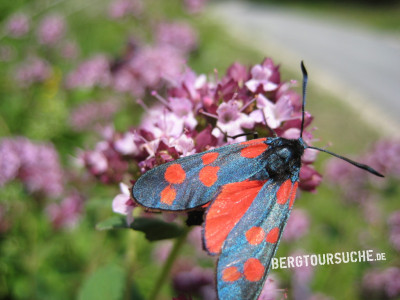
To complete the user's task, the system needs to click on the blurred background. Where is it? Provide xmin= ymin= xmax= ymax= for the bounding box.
xmin=0 ymin=0 xmax=399 ymax=299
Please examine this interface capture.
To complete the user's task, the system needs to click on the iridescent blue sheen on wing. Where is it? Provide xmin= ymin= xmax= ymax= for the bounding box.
xmin=132 ymin=138 xmax=270 ymax=210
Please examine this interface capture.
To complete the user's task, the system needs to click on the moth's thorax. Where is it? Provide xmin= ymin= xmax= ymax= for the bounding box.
xmin=264 ymin=137 xmax=306 ymax=182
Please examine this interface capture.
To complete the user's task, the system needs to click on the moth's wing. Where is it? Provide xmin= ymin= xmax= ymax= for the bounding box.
xmin=214 ymin=178 xmax=299 ymax=300
xmin=132 ymin=138 xmax=269 ymax=211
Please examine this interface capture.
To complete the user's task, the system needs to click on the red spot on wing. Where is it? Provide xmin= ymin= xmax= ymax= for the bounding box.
xmin=199 ymin=166 xmax=220 ymax=187
xmin=241 ymin=143 xmax=268 ymax=158
xmin=160 ymin=185 xmax=176 ymax=205
xmin=222 ymin=266 xmax=241 ymax=282
xmin=204 ymin=180 xmax=266 ymax=254
xmin=243 ymin=258 xmax=265 ymax=281
xmin=266 ymin=227 xmax=280 ymax=244
xmin=164 ymin=164 xmax=186 ymax=184
xmin=202 ymin=152 xmax=219 ymax=165
xmin=276 ymin=179 xmax=292 ymax=205
xmin=245 ymin=227 xmax=265 ymax=245
xmin=289 ymin=182 xmax=298 ymax=209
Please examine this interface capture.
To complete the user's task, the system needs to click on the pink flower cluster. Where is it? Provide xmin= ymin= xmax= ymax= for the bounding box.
xmin=46 ymin=192 xmax=84 ymax=229
xmin=79 ymin=58 xmax=320 ymax=223
xmin=65 ymin=54 xmax=111 ymax=89
xmin=362 ymin=267 xmax=400 ymax=298
xmin=0 ymin=137 xmax=64 ymax=198
xmin=14 ymin=56 xmax=52 ymax=87
xmin=69 ymin=99 xmax=121 ymax=132
xmin=325 ymin=139 xmax=399 ymax=203
xmin=66 ymin=21 xmax=197 ymax=96
xmin=37 ymin=14 xmax=66 ymax=46
xmin=108 ymin=0 xmax=144 ymax=19
xmin=389 ymin=211 xmax=400 ymax=252
xmin=5 ymin=13 xmax=30 ymax=38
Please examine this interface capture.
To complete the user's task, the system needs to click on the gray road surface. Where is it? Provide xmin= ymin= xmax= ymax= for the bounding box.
xmin=210 ymin=1 xmax=400 ymax=136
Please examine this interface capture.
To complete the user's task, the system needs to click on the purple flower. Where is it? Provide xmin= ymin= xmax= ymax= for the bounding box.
xmin=245 ymin=58 xmax=279 ymax=93
xmin=69 ymin=99 xmax=120 ymax=132
xmin=168 ymin=69 xmax=207 ymax=102
xmin=46 ymin=192 xmax=84 ymax=229
xmin=257 ymin=274 xmax=279 ymax=300
xmin=299 ymin=164 xmax=322 ymax=193
xmin=112 ymin=182 xmax=136 ymax=225
xmin=250 ymin=94 xmax=294 ymax=129
xmin=37 ymin=14 xmax=66 ymax=46
xmin=183 ymin=0 xmax=208 ymax=14
xmin=79 ymin=143 xmax=108 ymax=175
xmin=129 ymin=45 xmax=185 ymax=89
xmin=226 ymin=62 xmax=249 ymax=84
xmin=172 ymin=265 xmax=215 ymax=299
xmin=155 ymin=22 xmax=198 ymax=53
xmin=389 ymin=211 xmax=400 ymax=252
xmin=108 ymin=0 xmax=143 ymax=19
xmin=152 ymin=241 xmax=173 ymax=264
xmin=66 ymin=55 xmax=111 ymax=89
xmin=5 ymin=13 xmax=30 ymax=38
xmin=114 ymin=132 xmax=140 ymax=156
xmin=0 ymin=138 xmax=64 ymax=197
xmin=14 ymin=56 xmax=51 ymax=87
xmin=363 ymin=267 xmax=400 ymax=298
xmin=0 ymin=139 xmax=21 ymax=186
xmin=282 ymin=209 xmax=310 ymax=241
xmin=211 ymin=100 xmax=254 ymax=142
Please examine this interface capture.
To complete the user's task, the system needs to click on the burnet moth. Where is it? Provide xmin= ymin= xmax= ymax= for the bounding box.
xmin=132 ymin=62 xmax=384 ymax=300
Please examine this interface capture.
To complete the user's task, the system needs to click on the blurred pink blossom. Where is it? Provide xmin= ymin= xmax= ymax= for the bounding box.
xmin=108 ymin=0 xmax=143 ymax=19
xmin=363 ymin=267 xmax=400 ymax=298
xmin=14 ymin=56 xmax=52 ymax=87
xmin=283 ymin=209 xmax=310 ymax=241
xmin=0 ymin=137 xmax=64 ymax=197
xmin=66 ymin=55 xmax=111 ymax=89
xmin=5 ymin=13 xmax=30 ymax=37
xmin=46 ymin=192 xmax=84 ymax=229
xmin=183 ymin=0 xmax=208 ymax=14
xmin=257 ymin=274 xmax=279 ymax=300
xmin=69 ymin=99 xmax=120 ymax=131
xmin=155 ymin=22 xmax=198 ymax=53
xmin=389 ymin=211 xmax=400 ymax=252
xmin=37 ymin=14 xmax=66 ymax=46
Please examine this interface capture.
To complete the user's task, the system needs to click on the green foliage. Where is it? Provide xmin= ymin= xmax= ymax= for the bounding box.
xmin=97 ymin=216 xmax=186 ymax=241
xmin=78 ymin=263 xmax=126 ymax=300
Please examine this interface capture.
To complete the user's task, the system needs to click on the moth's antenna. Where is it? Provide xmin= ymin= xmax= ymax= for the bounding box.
xmin=300 ymin=61 xmax=308 ymax=138
xmin=308 ymin=146 xmax=384 ymax=177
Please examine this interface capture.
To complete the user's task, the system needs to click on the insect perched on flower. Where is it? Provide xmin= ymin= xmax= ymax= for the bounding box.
xmin=132 ymin=62 xmax=384 ymax=300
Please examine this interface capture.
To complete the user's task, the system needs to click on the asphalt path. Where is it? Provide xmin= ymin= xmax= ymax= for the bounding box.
xmin=209 ymin=1 xmax=400 ymax=136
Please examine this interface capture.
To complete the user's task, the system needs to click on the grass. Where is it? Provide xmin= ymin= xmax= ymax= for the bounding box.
xmin=249 ymin=0 xmax=400 ymax=33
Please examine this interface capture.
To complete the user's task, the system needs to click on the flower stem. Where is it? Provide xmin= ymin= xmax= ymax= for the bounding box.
xmin=148 ymin=226 xmax=191 ymax=300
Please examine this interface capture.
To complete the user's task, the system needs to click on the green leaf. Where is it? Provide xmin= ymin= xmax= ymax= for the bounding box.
xmin=130 ymin=217 xmax=185 ymax=241
xmin=96 ymin=216 xmax=185 ymax=241
xmin=96 ymin=215 xmax=128 ymax=230
xmin=78 ymin=263 xmax=125 ymax=300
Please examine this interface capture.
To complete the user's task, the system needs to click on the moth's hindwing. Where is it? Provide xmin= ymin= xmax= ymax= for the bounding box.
xmin=216 ymin=178 xmax=299 ymax=299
